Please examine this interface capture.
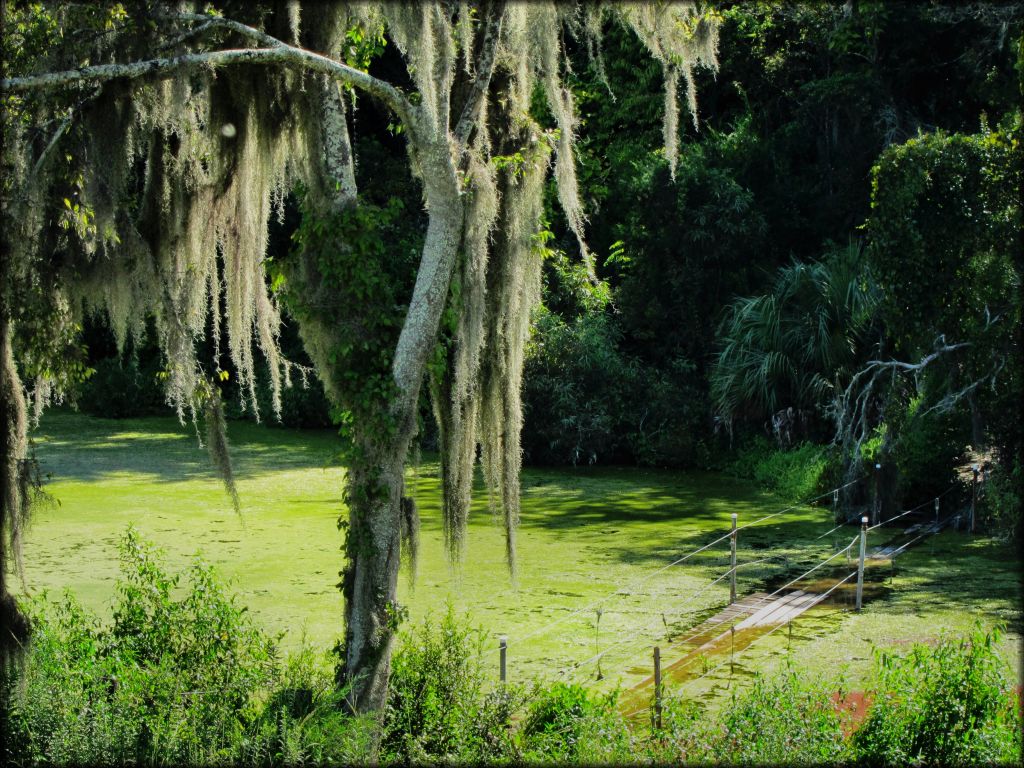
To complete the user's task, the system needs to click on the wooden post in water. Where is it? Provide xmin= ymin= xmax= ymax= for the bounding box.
xmin=499 ymin=636 xmax=507 ymax=683
xmin=653 ymin=646 xmax=663 ymax=730
xmin=730 ymin=513 xmax=738 ymax=604
xmin=934 ymin=497 xmax=939 ymax=524
xmin=970 ymin=465 xmax=979 ymax=533
xmin=730 ymin=625 xmax=736 ymax=675
xmin=856 ymin=516 xmax=867 ymax=611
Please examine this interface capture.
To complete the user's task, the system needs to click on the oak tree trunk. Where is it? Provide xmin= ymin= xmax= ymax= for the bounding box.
xmin=0 ymin=313 xmax=30 ymax=655
xmin=338 ymin=138 xmax=463 ymax=713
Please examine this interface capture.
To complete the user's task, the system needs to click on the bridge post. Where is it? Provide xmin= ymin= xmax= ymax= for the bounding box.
xmin=653 ymin=646 xmax=662 ymax=730
xmin=499 ymin=635 xmax=507 ymax=683
xmin=730 ymin=513 xmax=738 ymax=604
xmin=856 ymin=516 xmax=867 ymax=611
xmin=970 ymin=465 xmax=979 ymax=533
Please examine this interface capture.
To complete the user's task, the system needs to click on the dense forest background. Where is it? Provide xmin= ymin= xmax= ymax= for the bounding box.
xmin=75 ymin=2 xmax=1022 ymax=536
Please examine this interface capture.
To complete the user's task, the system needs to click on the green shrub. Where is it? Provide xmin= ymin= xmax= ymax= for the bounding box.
xmin=729 ymin=435 xmax=835 ymax=501
xmin=523 ymin=306 xmax=704 ymax=467
xmin=382 ymin=606 xmax=521 ymax=762
xmin=239 ymin=644 xmax=377 ymax=765
xmin=77 ymin=357 xmax=165 ymax=418
xmin=979 ymin=458 xmax=1022 ymax=543
xmin=889 ymin=394 xmax=965 ymax=502
xmin=519 ymin=682 xmax=632 ymax=763
xmin=853 ymin=624 xmax=1022 ymax=765
xmin=645 ymin=669 xmax=847 ymax=764
xmin=715 ymin=667 xmax=848 ymax=764
xmin=6 ymin=529 xmax=278 ymax=764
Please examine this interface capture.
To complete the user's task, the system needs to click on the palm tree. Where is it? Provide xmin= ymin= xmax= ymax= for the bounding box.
xmin=710 ymin=242 xmax=878 ymax=442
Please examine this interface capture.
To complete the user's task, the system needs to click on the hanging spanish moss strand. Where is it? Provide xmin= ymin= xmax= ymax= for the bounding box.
xmin=21 ymin=4 xmax=360 ymax=517
xmin=202 ymin=383 xmax=241 ymax=517
xmin=428 ymin=2 xmax=717 ymax=576
xmin=435 ymin=149 xmax=499 ymax=564
xmin=478 ymin=128 xmax=550 ymax=579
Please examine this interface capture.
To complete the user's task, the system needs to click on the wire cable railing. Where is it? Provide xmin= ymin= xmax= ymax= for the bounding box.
xmin=505 ymin=476 xmax=867 ymax=655
xmin=556 ymin=534 xmax=856 ymax=684
xmin=624 ymin=569 xmax=859 ymax=719
xmin=495 ymin=471 xmax=968 ymax=691
xmin=866 ymin=483 xmax=959 ymax=532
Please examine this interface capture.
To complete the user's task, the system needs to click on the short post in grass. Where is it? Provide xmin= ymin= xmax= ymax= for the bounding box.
xmin=872 ymin=463 xmax=882 ymax=526
xmin=856 ymin=516 xmax=867 ymax=611
xmin=730 ymin=624 xmax=735 ymax=675
xmin=730 ymin=513 xmax=738 ymax=604
xmin=595 ymin=608 xmax=604 ymax=681
xmin=833 ymin=488 xmax=840 ymax=523
xmin=499 ymin=635 xmax=507 ymax=683
xmin=653 ymin=646 xmax=663 ymax=731
xmin=970 ymin=465 xmax=979 ymax=533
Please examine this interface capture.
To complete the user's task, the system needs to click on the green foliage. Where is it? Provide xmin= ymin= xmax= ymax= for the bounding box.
xmin=866 ymin=127 xmax=1020 ymax=358
xmin=714 ymin=667 xmax=848 ymax=765
xmin=979 ymin=458 xmax=1022 ymax=543
xmin=77 ymin=356 xmax=164 ymax=418
xmin=523 ymin=251 xmax=705 ymax=466
xmin=239 ymin=645 xmax=377 ymax=765
xmin=729 ymin=436 xmax=836 ymax=503
xmin=519 ymin=682 xmax=631 ymax=763
xmin=5 ymin=528 xmax=279 ymax=764
xmin=888 ymin=395 xmax=965 ymax=501
xmin=864 ymin=124 xmax=1022 ymax=494
xmin=282 ymin=191 xmax=422 ymax=453
xmin=382 ymin=606 xmax=520 ymax=762
xmin=853 ymin=624 xmax=1022 ymax=765
xmin=711 ymin=243 xmax=878 ymax=431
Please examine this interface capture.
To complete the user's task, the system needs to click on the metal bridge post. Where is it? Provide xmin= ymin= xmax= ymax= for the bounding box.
xmin=653 ymin=646 xmax=663 ymax=730
xmin=730 ymin=513 xmax=738 ymax=604
xmin=970 ymin=465 xmax=979 ymax=533
xmin=856 ymin=516 xmax=867 ymax=611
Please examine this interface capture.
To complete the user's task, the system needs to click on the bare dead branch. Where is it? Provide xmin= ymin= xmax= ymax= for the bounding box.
xmin=2 ymin=19 xmax=415 ymax=128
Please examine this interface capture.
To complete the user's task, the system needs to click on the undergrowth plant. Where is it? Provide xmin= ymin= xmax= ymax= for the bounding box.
xmin=382 ymin=605 xmax=524 ymax=763
xmin=6 ymin=528 xmax=279 ymax=764
xmin=729 ymin=435 xmax=835 ymax=502
xmin=519 ymin=682 xmax=633 ymax=763
xmin=853 ymin=624 xmax=1022 ymax=765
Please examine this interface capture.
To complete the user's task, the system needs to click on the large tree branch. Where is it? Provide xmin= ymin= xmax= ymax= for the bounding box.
xmin=2 ymin=24 xmax=414 ymax=128
xmin=161 ymin=11 xmax=285 ymax=49
xmin=830 ymin=340 xmax=977 ymax=455
xmin=453 ymin=1 xmax=506 ymax=148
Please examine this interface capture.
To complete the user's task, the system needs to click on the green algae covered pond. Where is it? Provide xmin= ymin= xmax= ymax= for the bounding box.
xmin=15 ymin=410 xmax=1020 ymax=703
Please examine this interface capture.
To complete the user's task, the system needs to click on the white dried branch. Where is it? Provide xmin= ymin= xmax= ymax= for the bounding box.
xmin=2 ymin=17 xmax=415 ymax=129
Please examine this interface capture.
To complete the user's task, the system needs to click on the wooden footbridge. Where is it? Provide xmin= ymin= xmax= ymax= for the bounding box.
xmin=619 ymin=510 xmax=959 ymax=717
